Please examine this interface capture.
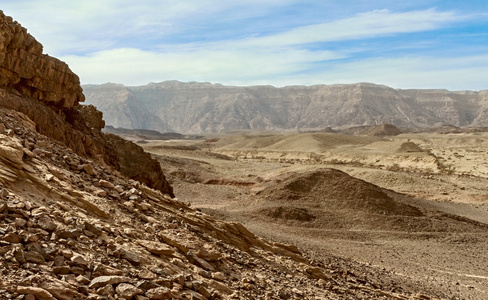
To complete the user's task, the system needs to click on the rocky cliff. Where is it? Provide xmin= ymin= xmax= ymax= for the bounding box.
xmin=0 ymin=10 xmax=173 ymax=197
xmin=83 ymin=81 xmax=488 ymax=134
xmin=0 ymin=11 xmax=84 ymax=109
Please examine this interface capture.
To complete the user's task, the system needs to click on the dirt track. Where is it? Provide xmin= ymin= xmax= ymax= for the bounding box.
xmin=140 ymin=131 xmax=488 ymax=299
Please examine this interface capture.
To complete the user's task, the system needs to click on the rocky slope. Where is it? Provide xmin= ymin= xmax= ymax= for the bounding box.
xmin=83 ymin=81 xmax=488 ymax=134
xmin=0 ymin=10 xmax=172 ymax=197
xmin=0 ymin=108 xmax=441 ymax=299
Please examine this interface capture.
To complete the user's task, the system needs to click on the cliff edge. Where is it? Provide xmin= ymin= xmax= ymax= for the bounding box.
xmin=0 ymin=10 xmax=173 ymax=197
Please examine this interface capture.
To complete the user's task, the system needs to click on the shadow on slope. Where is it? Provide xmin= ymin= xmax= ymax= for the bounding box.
xmin=253 ymin=169 xmax=488 ymax=233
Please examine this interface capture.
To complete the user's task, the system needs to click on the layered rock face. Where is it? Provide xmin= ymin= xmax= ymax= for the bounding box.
xmin=0 ymin=10 xmax=84 ymax=109
xmin=0 ymin=11 xmax=173 ymax=197
xmin=84 ymin=81 xmax=488 ymax=134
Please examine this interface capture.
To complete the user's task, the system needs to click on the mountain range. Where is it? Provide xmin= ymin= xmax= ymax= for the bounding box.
xmin=83 ymin=81 xmax=488 ymax=134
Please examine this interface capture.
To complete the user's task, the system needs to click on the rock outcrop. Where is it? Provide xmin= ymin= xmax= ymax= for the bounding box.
xmin=0 ymin=10 xmax=173 ymax=196
xmin=0 ymin=10 xmax=84 ymax=109
xmin=84 ymin=81 xmax=488 ymax=134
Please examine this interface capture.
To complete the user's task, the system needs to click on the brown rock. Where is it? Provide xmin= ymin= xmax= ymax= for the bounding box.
xmin=24 ymin=294 xmax=36 ymax=300
xmin=3 ymin=232 xmax=23 ymax=243
xmin=88 ymin=275 xmax=132 ymax=289
xmin=0 ymin=12 xmax=173 ymax=198
xmin=55 ymin=228 xmax=82 ymax=239
xmin=184 ymin=290 xmax=207 ymax=300
xmin=104 ymin=134 xmax=174 ymax=197
xmin=138 ymin=240 xmax=175 ymax=256
xmin=16 ymin=286 xmax=55 ymax=300
xmin=0 ymin=201 xmax=7 ymax=213
xmin=82 ymin=163 xmax=97 ymax=176
xmin=207 ymin=280 xmax=233 ymax=295
xmin=211 ymin=272 xmax=226 ymax=281
xmin=71 ymin=254 xmax=89 ymax=267
xmin=197 ymin=285 xmax=211 ymax=299
xmin=115 ymin=283 xmax=144 ymax=299
xmin=93 ymin=189 xmax=107 ymax=197
xmin=120 ymin=249 xmax=141 ymax=265
xmin=0 ymin=144 xmax=23 ymax=168
xmin=196 ymin=244 xmax=222 ymax=261
xmin=76 ymin=275 xmax=90 ymax=285
xmin=138 ymin=269 xmax=157 ymax=280
xmin=158 ymin=234 xmax=189 ymax=253
xmin=37 ymin=215 xmax=57 ymax=232
xmin=93 ymin=264 xmax=126 ymax=276
xmin=99 ymin=179 xmax=115 ymax=189
xmin=24 ymin=251 xmax=45 ymax=264
xmin=305 ymin=266 xmax=328 ymax=280
xmin=53 ymin=255 xmax=66 ymax=266
xmin=186 ymin=251 xmax=215 ymax=271
xmin=145 ymin=286 xmax=172 ymax=299
xmin=14 ymin=217 xmax=27 ymax=227
xmin=70 ymin=266 xmax=85 ymax=275
xmin=97 ymin=284 xmax=115 ymax=296
xmin=84 ymin=221 xmax=103 ymax=236
xmin=13 ymin=246 xmax=26 ymax=264
xmin=136 ymin=280 xmax=161 ymax=291
xmin=39 ymin=279 xmax=83 ymax=300
xmin=52 ymin=266 xmax=70 ymax=275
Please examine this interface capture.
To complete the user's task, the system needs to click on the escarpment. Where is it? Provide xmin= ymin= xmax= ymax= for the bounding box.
xmin=0 ymin=11 xmax=84 ymax=109
xmin=0 ymin=10 xmax=173 ymax=196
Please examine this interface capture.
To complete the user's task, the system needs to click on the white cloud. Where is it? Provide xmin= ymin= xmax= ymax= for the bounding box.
xmin=238 ymin=9 xmax=462 ymax=47
xmin=4 ymin=1 xmax=486 ymax=90
xmin=63 ymin=44 xmax=488 ymax=91
xmin=63 ymin=46 xmax=344 ymax=86
xmin=2 ymin=0 xmax=299 ymax=55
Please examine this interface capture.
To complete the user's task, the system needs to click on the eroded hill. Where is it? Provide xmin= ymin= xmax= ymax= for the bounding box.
xmin=141 ymin=131 xmax=488 ymax=299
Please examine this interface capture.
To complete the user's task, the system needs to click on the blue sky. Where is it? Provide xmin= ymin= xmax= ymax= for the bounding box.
xmin=2 ymin=1 xmax=488 ymax=90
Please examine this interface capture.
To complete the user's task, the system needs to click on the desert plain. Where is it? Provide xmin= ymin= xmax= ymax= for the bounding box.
xmin=134 ymin=129 xmax=488 ymax=299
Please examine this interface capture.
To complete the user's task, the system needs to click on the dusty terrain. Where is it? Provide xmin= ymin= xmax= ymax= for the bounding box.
xmin=140 ymin=130 xmax=488 ymax=299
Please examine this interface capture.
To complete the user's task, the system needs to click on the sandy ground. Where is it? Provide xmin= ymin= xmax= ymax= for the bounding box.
xmin=140 ymin=131 xmax=488 ymax=299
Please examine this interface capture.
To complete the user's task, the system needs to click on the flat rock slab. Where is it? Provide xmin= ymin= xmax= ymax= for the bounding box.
xmin=88 ymin=275 xmax=132 ymax=289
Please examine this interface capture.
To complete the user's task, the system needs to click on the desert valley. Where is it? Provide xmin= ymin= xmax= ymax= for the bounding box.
xmin=122 ymin=126 xmax=488 ymax=300
xmin=2 ymin=8 xmax=488 ymax=300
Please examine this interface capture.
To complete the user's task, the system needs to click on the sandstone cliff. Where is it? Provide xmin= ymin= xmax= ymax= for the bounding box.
xmin=84 ymin=81 xmax=488 ymax=134
xmin=0 ymin=11 xmax=84 ymax=109
xmin=0 ymin=10 xmax=173 ymax=197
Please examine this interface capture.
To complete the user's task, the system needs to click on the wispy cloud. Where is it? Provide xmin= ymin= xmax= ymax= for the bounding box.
xmin=239 ymin=9 xmax=462 ymax=47
xmin=3 ymin=1 xmax=488 ymax=89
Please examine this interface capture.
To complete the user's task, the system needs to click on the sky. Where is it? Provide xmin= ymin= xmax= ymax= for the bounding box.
xmin=2 ymin=1 xmax=488 ymax=90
